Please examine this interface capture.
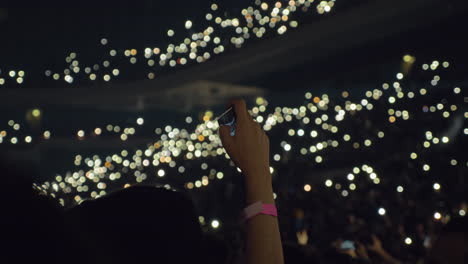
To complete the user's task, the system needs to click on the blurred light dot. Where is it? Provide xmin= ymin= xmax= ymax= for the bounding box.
xmin=157 ymin=169 xmax=165 ymax=177
xmin=304 ymin=184 xmax=311 ymax=192
xmin=433 ymin=183 xmax=441 ymax=190
xmin=434 ymin=212 xmax=442 ymax=220
xmin=403 ymin=55 xmax=414 ymax=63
xmin=168 ymin=29 xmax=175 ymax=37
xmin=325 ymin=179 xmax=332 ymax=187
xmin=32 ymin=109 xmax=41 ymax=117
xmin=405 ymin=237 xmax=412 ymax=245
xmin=137 ymin=117 xmax=144 ymax=125
xmin=211 ymin=219 xmax=220 ymax=229
xmin=423 ymin=164 xmax=430 ymax=171
xmin=43 ymin=131 xmax=51 ymax=139
xmin=460 ymin=209 xmax=466 ymax=216
xmin=378 ymin=208 xmax=386 ymax=215
xmin=397 ymin=186 xmax=404 ymax=192
xmin=297 ymin=129 xmax=304 ymax=136
xmin=273 ymin=154 xmax=281 ymax=161
xmin=185 ymin=20 xmax=193 ymax=29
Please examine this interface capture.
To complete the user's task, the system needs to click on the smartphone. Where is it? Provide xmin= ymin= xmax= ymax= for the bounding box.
xmin=216 ymin=106 xmax=237 ymax=136
xmin=340 ymin=240 xmax=355 ymax=250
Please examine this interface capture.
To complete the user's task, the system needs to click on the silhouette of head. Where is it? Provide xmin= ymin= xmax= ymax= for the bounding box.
xmin=66 ymin=185 xmax=205 ymax=264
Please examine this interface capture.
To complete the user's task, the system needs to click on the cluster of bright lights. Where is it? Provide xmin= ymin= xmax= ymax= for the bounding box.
xmin=0 ymin=70 xmax=25 ymax=85
xmin=3 ymin=53 xmax=466 ymax=238
xmin=0 ymin=3 xmax=464 ymax=249
xmin=321 ymin=164 xmax=381 ymax=198
xmin=22 ymin=57 xmax=465 ymax=234
xmin=0 ymin=0 xmax=335 ymax=87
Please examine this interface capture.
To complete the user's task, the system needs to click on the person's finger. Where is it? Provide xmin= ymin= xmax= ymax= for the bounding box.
xmin=254 ymin=120 xmax=262 ymax=130
xmin=229 ymin=99 xmax=249 ymax=125
xmin=219 ymin=125 xmax=235 ymax=152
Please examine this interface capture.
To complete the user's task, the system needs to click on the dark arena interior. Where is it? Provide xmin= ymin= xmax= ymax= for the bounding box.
xmin=1 ymin=1 xmax=467 ymax=263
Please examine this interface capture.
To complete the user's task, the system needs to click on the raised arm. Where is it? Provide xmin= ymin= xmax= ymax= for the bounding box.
xmin=219 ymin=99 xmax=284 ymax=264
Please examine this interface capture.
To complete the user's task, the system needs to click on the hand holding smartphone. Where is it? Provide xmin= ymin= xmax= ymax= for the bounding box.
xmin=216 ymin=106 xmax=237 ymax=136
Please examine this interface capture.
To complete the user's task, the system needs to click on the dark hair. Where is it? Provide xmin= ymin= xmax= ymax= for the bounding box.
xmin=2 ymin=159 xmax=66 ymax=264
xmin=65 ymin=185 xmax=205 ymax=264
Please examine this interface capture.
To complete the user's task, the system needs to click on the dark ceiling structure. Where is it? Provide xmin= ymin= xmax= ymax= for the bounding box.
xmin=1 ymin=0 xmax=467 ymax=110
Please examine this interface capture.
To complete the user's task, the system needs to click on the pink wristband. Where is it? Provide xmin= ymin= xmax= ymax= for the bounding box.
xmin=242 ymin=201 xmax=278 ymax=221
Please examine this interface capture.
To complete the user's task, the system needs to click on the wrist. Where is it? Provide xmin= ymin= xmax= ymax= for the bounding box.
xmin=244 ymin=173 xmax=274 ymax=204
xmin=244 ymin=165 xmax=270 ymax=179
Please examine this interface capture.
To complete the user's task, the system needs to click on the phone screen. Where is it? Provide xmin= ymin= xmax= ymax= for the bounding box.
xmin=340 ymin=240 xmax=355 ymax=250
xmin=217 ymin=107 xmax=237 ymax=136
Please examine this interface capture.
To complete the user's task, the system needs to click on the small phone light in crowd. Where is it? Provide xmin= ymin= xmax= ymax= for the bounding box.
xmin=198 ymin=216 xmax=205 ymax=225
xmin=378 ymin=207 xmax=386 ymax=216
xmin=405 ymin=237 xmax=412 ymax=245
xmin=211 ymin=219 xmax=220 ymax=229
xmin=136 ymin=117 xmax=144 ymax=125
xmin=157 ymin=169 xmax=165 ymax=177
